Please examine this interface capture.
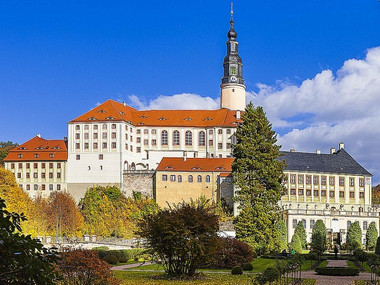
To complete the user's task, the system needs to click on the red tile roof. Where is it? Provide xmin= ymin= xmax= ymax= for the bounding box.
xmin=156 ymin=157 xmax=233 ymax=172
xmin=70 ymin=99 xmax=242 ymax=127
xmin=4 ymin=136 xmax=67 ymax=162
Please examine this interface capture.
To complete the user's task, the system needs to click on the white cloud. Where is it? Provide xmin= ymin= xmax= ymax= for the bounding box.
xmin=128 ymin=93 xmax=219 ymax=110
xmin=247 ymin=46 xmax=380 ymax=184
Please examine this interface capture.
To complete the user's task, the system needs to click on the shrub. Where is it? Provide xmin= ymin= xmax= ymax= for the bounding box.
xmin=294 ymin=221 xmax=307 ymax=249
xmin=375 ymin=237 xmax=380 ymax=255
xmin=347 ymin=222 xmax=362 ymax=250
xmin=206 ymin=237 xmax=254 ymax=269
xmin=311 ymin=220 xmax=327 ymax=260
xmin=259 ymin=267 xmax=280 ymax=283
xmin=315 ymin=267 xmax=359 ymax=276
xmin=103 ymin=254 xmax=118 ymax=265
xmin=366 ymin=222 xmax=378 ymax=250
xmin=231 ymin=266 xmax=243 ymax=275
xmin=92 ymin=246 xmax=109 ymax=251
xmin=57 ymin=249 xmax=120 ymax=284
xmin=354 ymin=249 xmax=368 ymax=265
xmin=288 ymin=233 xmax=302 ymax=253
xmin=242 ymin=263 xmax=253 ymax=271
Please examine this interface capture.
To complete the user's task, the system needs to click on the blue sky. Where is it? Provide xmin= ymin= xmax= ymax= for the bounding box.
xmin=1 ymin=0 xmax=380 ymax=181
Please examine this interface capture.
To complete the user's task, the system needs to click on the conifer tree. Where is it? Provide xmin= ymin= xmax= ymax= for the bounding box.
xmin=366 ymin=222 xmax=378 ymax=250
xmin=294 ymin=221 xmax=307 ymax=249
xmin=289 ymin=233 xmax=302 ymax=253
xmin=275 ymin=220 xmax=288 ymax=251
xmin=375 ymin=236 xmax=380 ymax=255
xmin=347 ymin=221 xmax=362 ymax=250
xmin=311 ymin=220 xmax=326 ymax=260
xmin=232 ymin=103 xmax=285 ymax=254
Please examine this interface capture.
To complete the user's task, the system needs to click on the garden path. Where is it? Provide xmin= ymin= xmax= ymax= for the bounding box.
xmin=326 ymin=259 xmax=348 ymax=268
xmin=111 ymin=261 xmax=153 ymax=271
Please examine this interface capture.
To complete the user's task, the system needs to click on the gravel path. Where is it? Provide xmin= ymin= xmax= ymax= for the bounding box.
xmin=111 ymin=261 xmax=153 ymax=271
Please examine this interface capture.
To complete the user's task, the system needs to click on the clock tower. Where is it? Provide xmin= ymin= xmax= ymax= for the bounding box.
xmin=220 ymin=4 xmax=246 ymax=111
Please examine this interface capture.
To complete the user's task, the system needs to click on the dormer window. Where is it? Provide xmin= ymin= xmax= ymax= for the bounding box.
xmin=184 ymin=117 xmax=192 ymax=121
xmin=49 ymin=153 xmax=55 ymax=158
xmin=18 ymin=154 xmax=23 ymax=158
xmin=34 ymin=154 xmax=39 ymax=158
xmin=106 ymin=117 xmax=115 ymax=120
xmin=19 ymin=147 xmax=27 ymax=150
xmin=139 ymin=115 xmax=147 ymax=119
xmin=158 ymin=117 xmax=167 ymax=121
xmin=216 ymin=166 xmax=225 ymax=170
xmin=192 ymin=167 xmax=201 ymax=170
xmin=53 ymin=146 xmax=61 ymax=149
xmin=204 ymin=117 xmax=212 ymax=121
xmin=120 ymin=111 xmax=125 ymax=115
xmin=165 ymin=166 xmax=174 ymax=170
xmin=138 ymin=122 xmax=144 ymax=125
xmin=98 ymin=110 xmax=107 ymax=113
xmin=36 ymin=147 xmax=43 ymax=150
xmin=88 ymin=117 xmax=97 ymax=121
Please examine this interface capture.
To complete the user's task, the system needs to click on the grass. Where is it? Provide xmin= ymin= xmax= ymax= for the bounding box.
xmin=114 ymin=271 xmax=316 ymax=285
xmin=251 ymin=257 xmax=277 ymax=272
xmin=317 ymin=260 xmax=328 ymax=268
xmin=347 ymin=260 xmax=356 ymax=269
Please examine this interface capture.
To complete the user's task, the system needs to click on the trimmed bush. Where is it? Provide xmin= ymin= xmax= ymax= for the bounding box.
xmin=242 ymin=263 xmax=253 ymax=271
xmin=231 ymin=266 xmax=243 ymax=275
xmin=207 ymin=237 xmax=254 ymax=269
xmin=315 ymin=267 xmax=359 ymax=276
xmin=103 ymin=254 xmax=118 ymax=265
xmin=92 ymin=246 xmax=109 ymax=251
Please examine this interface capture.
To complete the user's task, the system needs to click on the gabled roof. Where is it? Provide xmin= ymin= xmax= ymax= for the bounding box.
xmin=280 ymin=149 xmax=372 ymax=176
xmin=156 ymin=157 xmax=233 ymax=172
xmin=70 ymin=99 xmax=242 ymax=128
xmin=4 ymin=136 xmax=67 ymax=162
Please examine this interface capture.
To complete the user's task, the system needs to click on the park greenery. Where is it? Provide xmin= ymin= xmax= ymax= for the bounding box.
xmin=232 ymin=102 xmax=285 ymax=255
xmin=347 ymin=221 xmax=363 ymax=250
xmin=0 ymin=141 xmax=18 ymax=165
xmin=366 ymin=222 xmax=378 ymax=250
xmin=311 ymin=220 xmax=327 ymax=260
xmin=294 ymin=221 xmax=307 ymax=249
xmin=275 ymin=220 xmax=288 ymax=251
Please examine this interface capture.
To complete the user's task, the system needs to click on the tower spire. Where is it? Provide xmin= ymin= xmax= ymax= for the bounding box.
xmin=220 ymin=2 xmax=246 ymax=111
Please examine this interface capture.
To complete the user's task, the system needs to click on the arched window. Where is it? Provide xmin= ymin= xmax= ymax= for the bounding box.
xmin=94 ymin=125 xmax=98 ymax=130
xmin=292 ymin=219 xmax=297 ymax=228
xmin=188 ymin=175 xmax=193 ymax=183
xmin=102 ymin=124 xmax=107 ymax=130
xmin=178 ymin=175 xmax=182 ymax=183
xmin=173 ymin=131 xmax=180 ymax=146
xmin=205 ymin=175 xmax=210 ymax=183
xmin=347 ymin=221 xmax=352 ymax=229
xmin=197 ymin=175 xmax=202 ymax=183
xmin=185 ymin=131 xmax=192 ymax=146
xmin=111 ymin=124 xmax=116 ymax=129
xmin=161 ymin=130 xmax=168 ymax=145
xmin=199 ymin=131 xmax=205 ymax=146
xmin=302 ymin=219 xmax=306 ymax=228
xmin=363 ymin=221 xmax=368 ymax=230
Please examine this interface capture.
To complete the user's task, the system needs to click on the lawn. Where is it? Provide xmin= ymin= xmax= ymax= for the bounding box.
xmin=114 ymin=271 xmax=316 ymax=285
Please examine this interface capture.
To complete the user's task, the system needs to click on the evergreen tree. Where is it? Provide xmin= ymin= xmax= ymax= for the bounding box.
xmin=232 ymin=103 xmax=285 ymax=254
xmin=311 ymin=220 xmax=326 ymax=260
xmin=375 ymin=236 xmax=380 ymax=255
xmin=347 ymin=221 xmax=362 ymax=250
xmin=275 ymin=220 xmax=288 ymax=251
xmin=366 ymin=222 xmax=378 ymax=250
xmin=289 ymin=233 xmax=302 ymax=253
xmin=294 ymin=221 xmax=307 ymax=249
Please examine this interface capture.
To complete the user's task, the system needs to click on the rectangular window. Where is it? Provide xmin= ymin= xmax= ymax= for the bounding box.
xmin=26 ymin=173 xmax=30 ymax=179
xmin=33 ymin=173 xmax=38 ymax=178
xmin=152 ymin=139 xmax=157 ymax=146
xmin=33 ymin=163 xmax=38 ymax=168
xmin=137 ymin=137 xmax=141 ymax=143
xmin=290 ymin=189 xmax=296 ymax=195
xmin=310 ymin=220 xmax=315 ymax=229
xmin=339 ymin=177 xmax=345 ymax=186
xmin=93 ymin=133 xmax=98 ymax=139
xmin=49 ymin=173 xmax=53 ymax=178
xmin=306 ymin=190 xmax=312 ymax=196
xmin=359 ymin=178 xmax=365 ymax=187
xmin=75 ymin=133 xmax=80 ymax=139
xmin=144 ymin=139 xmax=148 ymax=145
xmin=329 ymin=177 xmax=335 ymax=186
xmin=313 ymin=176 xmax=319 ymax=185
xmin=93 ymin=142 xmax=98 ymax=149
xmin=360 ymin=192 xmax=364 ymax=199
xmin=226 ymin=143 xmax=231 ymax=149
xmin=26 ymin=184 xmax=30 ymax=191
xmin=84 ymin=133 xmax=89 ymax=139
xmin=227 ymin=129 xmax=231 ymax=134
xmin=339 ymin=191 xmax=345 ymax=198
xmin=75 ymin=143 xmax=80 ymax=149
xmin=209 ymin=130 xmax=213 ymax=135
xmin=130 ymin=136 xmax=133 ymax=142
xmin=57 ymin=173 xmax=61 ymax=179
xmin=306 ymin=175 xmax=312 ymax=185
xmin=49 ymin=163 xmax=53 ymax=168
xmin=298 ymin=175 xmax=304 ymax=184
xmin=209 ymin=140 xmax=213 ymax=146
xmin=102 ymin=143 xmax=107 ymax=149
xmin=34 ymin=184 xmax=38 ymax=190
xmin=151 ymin=129 xmax=156 ymax=134
xmin=26 ymin=163 xmax=30 ymax=169
xmin=293 ymin=219 xmax=297 ymax=228
xmin=218 ymin=143 xmax=223 ymax=149
xmin=11 ymin=163 xmax=15 ymax=169
xmin=125 ymin=134 xmax=128 ymax=141
xmin=314 ymin=190 xmax=319 ymax=197
xmin=170 ymin=175 xmax=176 ymax=182
xmin=321 ymin=190 xmax=327 ymax=197
xmin=76 ymin=155 xmax=80 ymax=160
xmin=137 ymin=129 xmax=141 ymax=134
xmin=84 ymin=143 xmax=89 ymax=149
xmin=102 ymin=132 xmax=107 ymax=139
xmin=298 ymin=189 xmax=304 ymax=195
xmin=290 ymin=174 xmax=296 ymax=184
xmin=321 ymin=176 xmax=327 ymax=185
xmin=144 ymin=129 xmax=149 ymax=134
xmin=130 ymin=145 xmax=133 ymax=152
xmin=17 ymin=173 xmax=21 ymax=178
xmin=49 ymin=184 xmax=53 ymax=191
xmin=99 ymin=154 xmax=103 ymax=160
xmin=349 ymin=177 xmax=355 ymax=187
xmin=41 ymin=173 xmax=45 ymax=178
xmin=57 ymin=184 xmax=61 ymax=190
xmin=18 ymin=163 xmax=23 ymax=168
xmin=57 ymin=163 xmax=61 ymax=169
xmin=41 ymin=184 xmax=45 ymax=190
xmin=137 ymin=147 xmax=141 ymax=153
xmin=112 ymin=132 xmax=117 ymax=139
xmin=41 ymin=163 xmax=45 ymax=169
xmin=218 ymin=129 xmax=223 ymax=134
xmin=111 ymin=142 xmax=117 ymax=149
xmin=329 ymin=191 xmax=335 ymax=198
xmin=350 ymin=191 xmax=355 ymax=198
xmin=162 ymin=174 xmax=168 ymax=181
xmin=125 ymin=143 xmax=128 ymax=150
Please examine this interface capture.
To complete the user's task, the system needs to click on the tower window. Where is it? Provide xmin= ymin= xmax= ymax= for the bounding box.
xmin=230 ymin=66 xmax=237 ymax=75
xmin=232 ymin=89 xmax=235 ymax=92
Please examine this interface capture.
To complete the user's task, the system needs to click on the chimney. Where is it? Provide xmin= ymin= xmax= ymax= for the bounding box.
xmin=123 ymin=102 xmax=126 ymax=106
xmin=37 ymin=133 xmax=41 ymax=138
xmin=290 ymin=148 xmax=296 ymax=152
xmin=236 ymin=110 xmax=241 ymax=120
xmin=330 ymin=147 xmax=336 ymax=154
xmin=339 ymin=142 xmax=345 ymax=150
xmin=316 ymin=149 xmax=321 ymax=154
xmin=183 ymin=151 xmax=187 ymax=161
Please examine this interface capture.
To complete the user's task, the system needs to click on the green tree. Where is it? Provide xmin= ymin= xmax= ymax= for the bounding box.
xmin=0 ymin=141 xmax=18 ymax=165
xmin=366 ymin=222 xmax=378 ymax=250
xmin=232 ymin=103 xmax=285 ymax=254
xmin=0 ymin=198 xmax=57 ymax=284
xmin=375 ymin=236 xmax=380 ymax=255
xmin=289 ymin=233 xmax=302 ymax=253
xmin=137 ymin=199 xmax=219 ymax=277
xmin=347 ymin=221 xmax=362 ymax=250
xmin=275 ymin=220 xmax=288 ymax=251
xmin=294 ymin=221 xmax=307 ymax=249
xmin=311 ymin=220 xmax=327 ymax=260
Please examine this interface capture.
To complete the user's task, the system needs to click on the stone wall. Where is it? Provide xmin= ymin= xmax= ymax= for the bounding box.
xmin=122 ymin=170 xmax=155 ymax=198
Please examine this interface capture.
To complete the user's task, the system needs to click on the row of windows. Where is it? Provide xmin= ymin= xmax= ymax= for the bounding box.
xmin=17 ymin=172 xmax=62 ymax=179
xmin=76 ymin=142 xmax=117 ymax=150
xmin=292 ymin=219 xmax=372 ymax=231
xmin=11 ymin=162 xmax=62 ymax=169
xmin=75 ymin=132 xmax=117 ymax=140
xmin=75 ymin=124 xmax=117 ymax=131
xmin=289 ymin=189 xmax=364 ymax=198
xmin=162 ymin=174 xmax=212 ymax=183
xmin=21 ymin=184 xmax=62 ymax=191
xmin=17 ymin=153 xmax=56 ymax=159
xmin=286 ymin=174 xmax=365 ymax=187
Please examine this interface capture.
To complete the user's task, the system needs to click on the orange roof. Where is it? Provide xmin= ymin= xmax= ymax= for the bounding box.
xmin=70 ymin=99 xmax=242 ymax=128
xmin=156 ymin=157 xmax=233 ymax=172
xmin=4 ymin=136 xmax=67 ymax=162
xmin=219 ymin=172 xmax=233 ymax=177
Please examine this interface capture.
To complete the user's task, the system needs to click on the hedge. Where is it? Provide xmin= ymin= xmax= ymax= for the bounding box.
xmin=95 ymin=248 xmax=146 ymax=263
xmin=315 ymin=267 xmax=359 ymax=276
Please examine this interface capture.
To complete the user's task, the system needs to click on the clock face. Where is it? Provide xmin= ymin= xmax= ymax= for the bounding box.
xmin=230 ymin=76 xmax=237 ymax=83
